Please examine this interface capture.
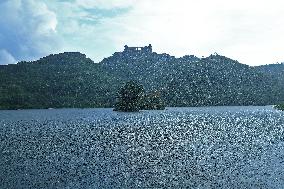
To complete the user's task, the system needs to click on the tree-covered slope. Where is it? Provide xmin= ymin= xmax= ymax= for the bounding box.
xmin=254 ymin=63 xmax=284 ymax=104
xmin=102 ymin=50 xmax=282 ymax=106
xmin=0 ymin=52 xmax=122 ymax=109
xmin=0 ymin=48 xmax=283 ymax=109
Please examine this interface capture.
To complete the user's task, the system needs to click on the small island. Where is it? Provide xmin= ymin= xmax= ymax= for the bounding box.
xmin=275 ymin=104 xmax=284 ymax=111
xmin=114 ymin=81 xmax=165 ymax=112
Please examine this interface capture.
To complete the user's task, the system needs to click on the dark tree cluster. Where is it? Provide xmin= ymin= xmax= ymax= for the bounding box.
xmin=140 ymin=91 xmax=165 ymax=110
xmin=275 ymin=104 xmax=284 ymax=111
xmin=114 ymin=82 xmax=165 ymax=112
xmin=114 ymin=81 xmax=144 ymax=112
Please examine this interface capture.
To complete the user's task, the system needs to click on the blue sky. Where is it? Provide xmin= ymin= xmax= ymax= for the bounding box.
xmin=1 ymin=0 xmax=284 ymax=65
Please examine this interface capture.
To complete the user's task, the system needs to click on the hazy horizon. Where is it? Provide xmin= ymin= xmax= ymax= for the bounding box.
xmin=1 ymin=0 xmax=284 ymax=66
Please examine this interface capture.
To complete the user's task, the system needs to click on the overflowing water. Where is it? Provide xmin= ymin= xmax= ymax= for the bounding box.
xmin=0 ymin=106 xmax=284 ymax=188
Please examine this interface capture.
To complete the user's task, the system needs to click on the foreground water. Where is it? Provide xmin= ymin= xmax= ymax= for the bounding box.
xmin=0 ymin=106 xmax=284 ymax=188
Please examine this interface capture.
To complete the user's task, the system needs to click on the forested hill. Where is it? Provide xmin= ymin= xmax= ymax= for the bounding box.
xmin=0 ymin=47 xmax=283 ymax=109
xmin=254 ymin=63 xmax=284 ymax=101
xmin=255 ymin=62 xmax=284 ymax=73
xmin=101 ymin=48 xmax=283 ymax=106
xmin=255 ymin=63 xmax=284 ymax=82
xmin=0 ymin=52 xmax=123 ymax=109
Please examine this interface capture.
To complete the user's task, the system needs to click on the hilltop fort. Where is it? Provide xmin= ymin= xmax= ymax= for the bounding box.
xmin=123 ymin=44 xmax=152 ymax=54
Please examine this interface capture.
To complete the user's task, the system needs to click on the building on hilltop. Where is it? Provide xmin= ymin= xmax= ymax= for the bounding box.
xmin=123 ymin=44 xmax=152 ymax=53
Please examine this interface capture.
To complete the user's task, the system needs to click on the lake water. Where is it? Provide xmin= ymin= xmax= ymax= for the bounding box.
xmin=0 ymin=106 xmax=284 ymax=188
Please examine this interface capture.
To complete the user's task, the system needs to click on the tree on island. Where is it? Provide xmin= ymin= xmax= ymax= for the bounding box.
xmin=114 ymin=81 xmax=144 ymax=112
xmin=275 ymin=104 xmax=284 ymax=111
xmin=140 ymin=90 xmax=165 ymax=110
xmin=114 ymin=82 xmax=166 ymax=112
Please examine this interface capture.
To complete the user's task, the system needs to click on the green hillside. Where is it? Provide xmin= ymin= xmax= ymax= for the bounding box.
xmin=0 ymin=46 xmax=283 ymax=109
xmin=0 ymin=52 xmax=122 ymax=109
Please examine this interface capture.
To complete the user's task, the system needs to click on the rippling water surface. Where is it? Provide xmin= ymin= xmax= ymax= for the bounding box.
xmin=1 ymin=106 xmax=284 ymax=188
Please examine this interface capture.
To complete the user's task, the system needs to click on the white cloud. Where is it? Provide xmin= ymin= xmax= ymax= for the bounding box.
xmin=2 ymin=0 xmax=284 ymax=65
xmin=75 ymin=0 xmax=136 ymax=9
xmin=42 ymin=0 xmax=136 ymax=62
xmin=0 ymin=49 xmax=16 ymax=65
xmin=54 ymin=0 xmax=281 ymax=65
xmin=97 ymin=0 xmax=284 ymax=65
xmin=0 ymin=0 xmax=61 ymax=63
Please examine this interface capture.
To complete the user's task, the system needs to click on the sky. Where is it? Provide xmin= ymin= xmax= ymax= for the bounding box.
xmin=1 ymin=0 xmax=284 ymax=66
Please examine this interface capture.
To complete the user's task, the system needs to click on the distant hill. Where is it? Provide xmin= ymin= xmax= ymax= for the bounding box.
xmin=0 ymin=52 xmax=123 ymax=109
xmin=255 ymin=63 xmax=284 ymax=82
xmin=102 ymin=46 xmax=283 ymax=106
xmin=0 ymin=46 xmax=283 ymax=109
xmin=254 ymin=63 xmax=284 ymax=105
xmin=255 ymin=62 xmax=284 ymax=73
